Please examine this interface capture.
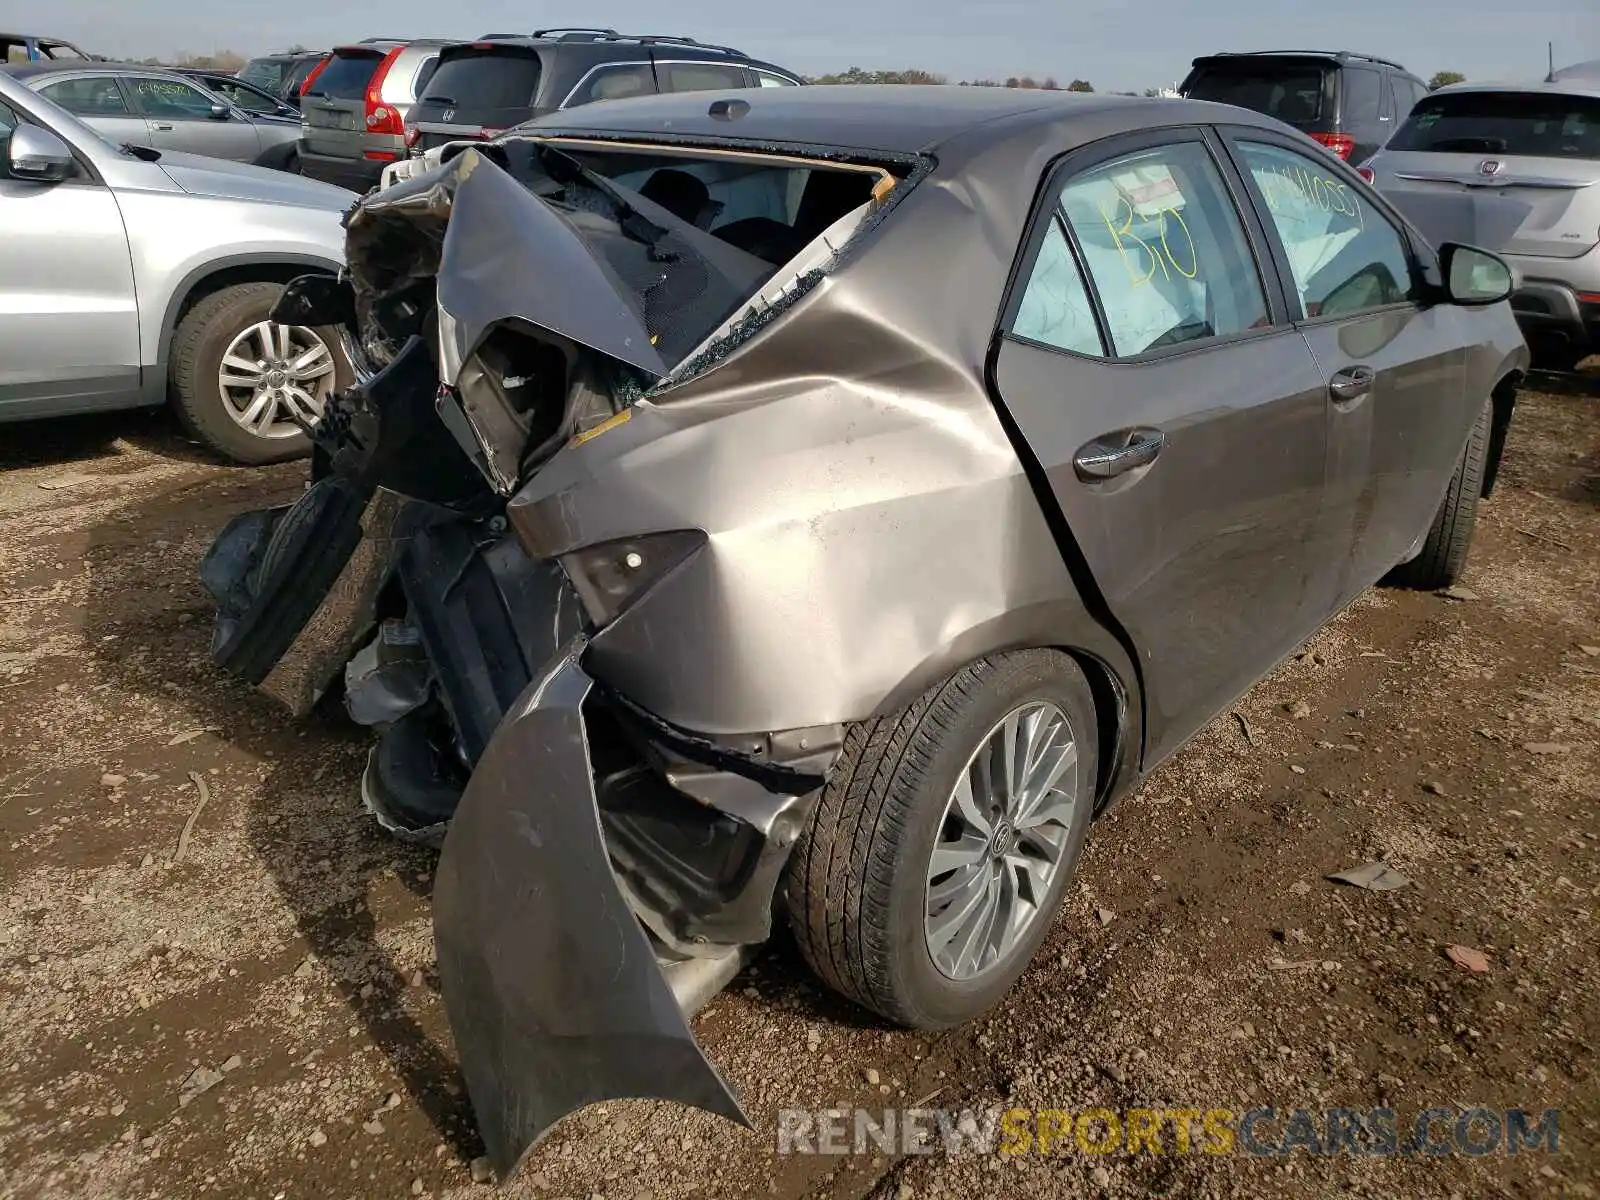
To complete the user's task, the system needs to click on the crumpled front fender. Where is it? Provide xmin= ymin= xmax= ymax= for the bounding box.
xmin=432 ymin=639 xmax=749 ymax=1181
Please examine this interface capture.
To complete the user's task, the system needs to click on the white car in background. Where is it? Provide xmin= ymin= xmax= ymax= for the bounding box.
xmin=1363 ymin=78 xmax=1600 ymax=372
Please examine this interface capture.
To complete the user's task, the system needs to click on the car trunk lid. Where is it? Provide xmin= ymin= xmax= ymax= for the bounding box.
xmin=408 ymin=43 xmax=545 ymax=153
xmin=302 ymin=46 xmax=384 ymax=159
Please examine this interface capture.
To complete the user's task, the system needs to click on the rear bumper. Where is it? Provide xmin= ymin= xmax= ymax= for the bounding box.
xmin=1511 ymin=279 xmax=1600 ymax=357
xmin=432 ymin=641 xmax=753 ymax=1179
xmin=199 ymin=337 xmax=840 ymax=1174
xmin=297 ymin=146 xmax=394 ymax=192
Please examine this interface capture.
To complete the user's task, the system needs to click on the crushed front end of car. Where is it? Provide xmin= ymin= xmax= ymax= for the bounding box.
xmin=201 ymin=135 xmax=912 ymax=1179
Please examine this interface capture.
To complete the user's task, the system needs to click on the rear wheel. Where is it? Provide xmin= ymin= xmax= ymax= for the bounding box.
xmin=785 ymin=649 xmax=1098 ymax=1029
xmin=1388 ymin=397 xmax=1491 ymax=591
xmin=170 ymin=281 xmax=349 ymax=465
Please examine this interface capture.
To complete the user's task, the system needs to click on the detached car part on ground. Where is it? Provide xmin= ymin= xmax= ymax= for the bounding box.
xmin=201 ymin=87 xmax=1529 ymax=1182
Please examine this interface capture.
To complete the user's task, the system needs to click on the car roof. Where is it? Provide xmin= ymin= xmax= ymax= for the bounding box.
xmin=1430 ymin=79 xmax=1600 ymax=100
xmin=2 ymin=60 xmax=191 ymax=80
xmin=1191 ymin=49 xmax=1411 ymax=73
xmin=525 ymin=84 xmax=1249 ymax=155
xmin=331 ymin=39 xmax=453 ymax=53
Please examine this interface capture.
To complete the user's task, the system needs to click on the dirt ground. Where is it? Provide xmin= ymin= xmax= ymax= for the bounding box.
xmin=1 ymin=370 xmax=1597 ymax=1200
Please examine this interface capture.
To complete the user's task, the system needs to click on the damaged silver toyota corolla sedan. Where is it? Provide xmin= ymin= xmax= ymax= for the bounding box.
xmin=201 ymin=87 xmax=1529 ymax=1179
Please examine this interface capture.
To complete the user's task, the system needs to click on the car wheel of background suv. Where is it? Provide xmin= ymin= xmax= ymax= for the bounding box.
xmin=785 ymin=649 xmax=1098 ymax=1030
xmin=169 ymin=281 xmax=351 ymax=465
xmin=1388 ymin=396 xmax=1491 ymax=591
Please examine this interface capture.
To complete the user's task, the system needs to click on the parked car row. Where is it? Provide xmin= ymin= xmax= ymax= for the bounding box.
xmin=1178 ymin=48 xmax=1600 ymax=371
xmin=292 ymin=30 xmax=802 ymax=190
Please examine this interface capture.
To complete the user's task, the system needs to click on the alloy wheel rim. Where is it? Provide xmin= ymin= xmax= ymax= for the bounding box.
xmin=923 ymin=700 xmax=1079 ymax=981
xmin=216 ymin=320 xmax=336 ymax=439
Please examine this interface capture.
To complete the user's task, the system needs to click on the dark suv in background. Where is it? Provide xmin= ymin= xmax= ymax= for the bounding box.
xmin=405 ymin=29 xmax=801 ymax=155
xmin=1181 ymin=50 xmax=1428 ymax=164
xmin=238 ymin=50 xmax=328 ymax=110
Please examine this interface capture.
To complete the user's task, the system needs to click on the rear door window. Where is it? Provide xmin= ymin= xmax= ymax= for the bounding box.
xmin=657 ymin=62 xmax=752 ymax=93
xmin=39 ymin=76 xmax=132 ymax=117
xmin=1340 ymin=68 xmax=1382 ymax=124
xmin=1184 ymin=63 xmax=1327 ymax=124
xmin=1053 ymin=140 xmax=1271 ymax=357
xmin=305 ymin=51 xmax=382 ymax=100
xmin=754 ymin=70 xmax=799 ymax=87
xmin=1388 ymin=91 xmax=1600 ymax=159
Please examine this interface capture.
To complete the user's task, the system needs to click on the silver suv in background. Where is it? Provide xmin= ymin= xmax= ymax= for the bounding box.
xmin=298 ymin=40 xmax=447 ymax=191
xmin=1364 ymin=80 xmax=1600 ymax=371
xmin=0 ymin=70 xmax=357 ymax=464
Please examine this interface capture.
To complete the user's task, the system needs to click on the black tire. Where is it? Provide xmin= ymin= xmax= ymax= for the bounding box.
xmin=1388 ymin=398 xmax=1491 ymax=591
xmin=785 ymin=649 xmax=1098 ymax=1030
xmin=169 ymin=281 xmax=350 ymax=466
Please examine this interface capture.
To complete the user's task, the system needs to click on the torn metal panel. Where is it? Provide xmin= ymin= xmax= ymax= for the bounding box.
xmin=432 ymin=642 xmax=748 ymax=1181
xmin=257 ymin=487 xmax=409 ymax=716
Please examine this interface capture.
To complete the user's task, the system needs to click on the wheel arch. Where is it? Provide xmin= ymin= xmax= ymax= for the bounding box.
xmin=1482 ymin=367 xmax=1522 ymax=499
xmin=866 ymin=601 xmax=1143 ymax=819
xmin=150 ymin=253 xmax=341 ymax=402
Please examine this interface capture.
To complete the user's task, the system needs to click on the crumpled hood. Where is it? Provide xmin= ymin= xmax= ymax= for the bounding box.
xmin=158 ymin=151 xmax=357 ymax=209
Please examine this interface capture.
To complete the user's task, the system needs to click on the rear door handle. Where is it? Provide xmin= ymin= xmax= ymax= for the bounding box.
xmin=1073 ymin=427 xmax=1165 ymax=481
xmin=1329 ymin=366 xmax=1376 ymax=405
xmin=151 ymin=122 xmax=174 ymax=131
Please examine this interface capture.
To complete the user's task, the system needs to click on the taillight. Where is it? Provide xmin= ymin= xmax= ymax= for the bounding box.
xmin=299 ymin=54 xmax=330 ymax=96
xmin=1357 ymin=166 xmax=1375 ymax=184
xmin=403 ymin=124 xmax=420 ymax=149
xmin=364 ymin=48 xmax=406 ymax=136
xmin=1311 ymin=132 xmax=1356 ymax=160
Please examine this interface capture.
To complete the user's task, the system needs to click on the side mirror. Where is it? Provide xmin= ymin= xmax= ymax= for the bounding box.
xmin=1439 ymin=242 xmax=1515 ymax=306
xmin=6 ymin=124 xmax=74 ymax=184
xmin=209 ymin=103 xmax=231 ymax=120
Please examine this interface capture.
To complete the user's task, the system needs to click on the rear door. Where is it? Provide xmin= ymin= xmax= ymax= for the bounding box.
xmin=126 ymin=75 xmax=261 ymax=161
xmin=409 ymin=43 xmax=545 ymax=150
xmin=33 ymin=74 xmax=152 ymax=147
xmin=1378 ymin=90 xmax=1600 ymax=260
xmin=301 ymin=47 xmax=384 ymax=163
xmin=990 ymin=130 xmax=1334 ymax=764
xmin=1222 ymin=130 xmax=1472 ymax=606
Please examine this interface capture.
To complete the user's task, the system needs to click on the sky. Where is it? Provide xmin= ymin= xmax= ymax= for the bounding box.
xmin=3 ymin=0 xmax=1596 ymax=92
